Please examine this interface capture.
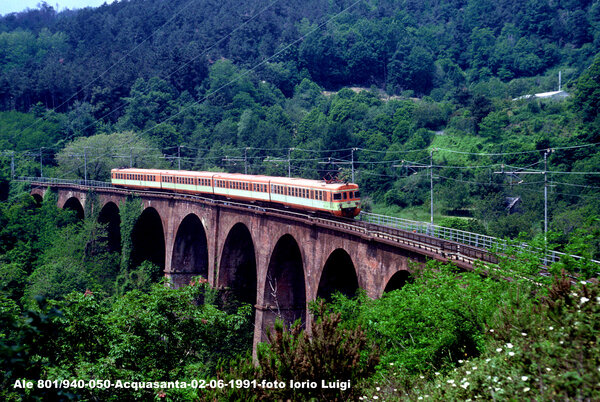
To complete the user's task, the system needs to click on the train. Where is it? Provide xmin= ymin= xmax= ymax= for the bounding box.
xmin=110 ymin=168 xmax=361 ymax=217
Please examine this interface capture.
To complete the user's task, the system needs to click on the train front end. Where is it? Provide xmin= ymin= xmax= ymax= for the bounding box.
xmin=332 ymin=183 xmax=361 ymax=218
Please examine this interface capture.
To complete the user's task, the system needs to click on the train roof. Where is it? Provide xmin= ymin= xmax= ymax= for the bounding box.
xmin=112 ymin=168 xmax=358 ymax=189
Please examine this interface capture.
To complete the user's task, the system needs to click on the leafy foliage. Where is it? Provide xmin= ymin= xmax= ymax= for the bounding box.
xmin=213 ymin=301 xmax=379 ymax=401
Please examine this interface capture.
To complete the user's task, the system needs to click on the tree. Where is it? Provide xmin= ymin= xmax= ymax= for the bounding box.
xmin=572 ymin=54 xmax=600 ymax=123
xmin=55 ymin=132 xmax=166 ymax=181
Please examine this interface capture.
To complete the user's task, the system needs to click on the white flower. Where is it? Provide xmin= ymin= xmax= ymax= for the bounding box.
xmin=490 ymin=329 xmax=494 ymax=333
xmin=473 ymin=366 xmax=478 ymax=370
xmin=461 ymin=382 xmax=470 ymax=389
xmin=548 ymin=326 xmax=554 ymax=330
xmin=459 ymin=359 xmax=464 ymax=363
xmin=506 ymin=343 xmax=514 ymax=349
xmin=524 ymin=387 xmax=530 ymax=392
xmin=496 ymin=348 xmax=503 ymax=352
xmin=373 ymin=397 xmax=379 ymax=400
xmin=509 ymin=352 xmax=515 ymax=356
xmin=521 ymin=376 xmax=528 ymax=381
xmin=580 ymin=281 xmax=587 ymax=285
xmin=389 ymin=362 xmax=394 ymax=366
xmin=546 ymin=368 xmax=552 ymax=372
xmin=521 ymin=332 xmax=527 ymax=336
xmin=420 ymin=375 xmax=425 ymax=379
xmin=560 ymin=341 xmax=564 ymax=345
xmin=580 ymin=297 xmax=590 ymax=304
xmin=435 ymin=372 xmax=440 ymax=376
xmin=466 ymin=371 xmax=471 ymax=375
xmin=376 ymin=387 xmax=380 ymax=391
xmin=418 ymin=397 xmax=423 ymax=401
xmin=447 ymin=379 xmax=455 ymax=384
xmin=486 ymin=358 xmax=491 ymax=362
xmin=461 ymin=378 xmax=467 ymax=383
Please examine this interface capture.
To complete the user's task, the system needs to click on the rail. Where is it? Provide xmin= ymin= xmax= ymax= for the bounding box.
xmin=17 ymin=177 xmax=599 ymax=273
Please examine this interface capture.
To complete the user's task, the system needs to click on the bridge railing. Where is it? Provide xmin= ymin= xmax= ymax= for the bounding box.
xmin=17 ymin=176 xmax=113 ymax=189
xmin=358 ymin=211 xmax=600 ymax=271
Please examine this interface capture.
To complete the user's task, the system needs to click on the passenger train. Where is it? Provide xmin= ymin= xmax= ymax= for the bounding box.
xmin=110 ymin=168 xmax=361 ymax=217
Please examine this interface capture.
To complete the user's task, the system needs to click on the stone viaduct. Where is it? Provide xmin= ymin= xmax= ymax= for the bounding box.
xmin=31 ymin=182 xmax=483 ymax=348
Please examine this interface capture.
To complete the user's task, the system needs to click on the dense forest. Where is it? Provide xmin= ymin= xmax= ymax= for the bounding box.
xmin=1 ymin=0 xmax=600 ymax=399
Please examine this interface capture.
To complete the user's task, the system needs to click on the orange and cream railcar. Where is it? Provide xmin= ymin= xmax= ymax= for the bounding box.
xmin=110 ymin=168 xmax=361 ymax=217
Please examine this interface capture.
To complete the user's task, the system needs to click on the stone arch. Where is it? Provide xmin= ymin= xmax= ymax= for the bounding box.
xmin=98 ymin=202 xmax=121 ymax=253
xmin=63 ymin=197 xmax=84 ymax=220
xmin=384 ymin=270 xmax=412 ymax=293
xmin=130 ymin=207 xmax=165 ymax=271
xmin=171 ymin=214 xmax=209 ymax=287
xmin=317 ymin=248 xmax=359 ymax=302
xmin=31 ymin=193 xmax=43 ymax=206
xmin=262 ymin=234 xmax=306 ymax=335
xmin=218 ymin=222 xmax=257 ymax=307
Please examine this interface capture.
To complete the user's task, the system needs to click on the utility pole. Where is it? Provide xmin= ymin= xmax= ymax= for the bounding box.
xmin=393 ymin=148 xmax=436 ymax=229
xmin=39 ymin=147 xmax=43 ymax=177
xmin=543 ymin=149 xmax=549 ymax=244
xmin=288 ymin=148 xmax=293 ymax=178
xmin=351 ymin=147 xmax=357 ymax=183
xmin=245 ymin=147 xmax=248 ymax=175
xmin=178 ymin=145 xmax=181 ymax=170
xmin=84 ymin=147 xmax=88 ymax=185
xmin=264 ymin=150 xmax=292 ymax=177
xmin=494 ymin=149 xmax=553 ymax=245
xmin=430 ymin=149 xmax=434 ymax=227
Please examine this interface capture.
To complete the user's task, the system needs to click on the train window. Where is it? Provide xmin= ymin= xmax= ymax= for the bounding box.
xmin=334 ymin=193 xmax=342 ymax=200
xmin=343 ymin=192 xmax=348 ymax=200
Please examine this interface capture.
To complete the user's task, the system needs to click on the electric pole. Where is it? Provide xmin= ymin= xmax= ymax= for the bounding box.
xmin=351 ymin=148 xmax=357 ymax=183
xmin=494 ymin=149 xmax=553 ymax=246
xmin=430 ymin=149 xmax=434 ymax=227
xmin=393 ymin=148 xmax=436 ymax=230
xmin=84 ymin=147 xmax=88 ymax=185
